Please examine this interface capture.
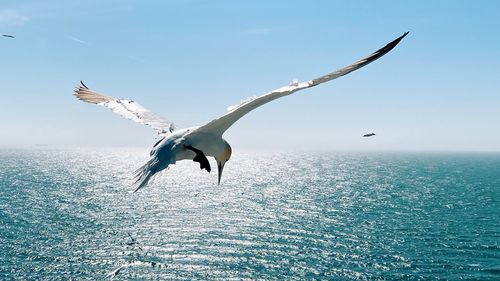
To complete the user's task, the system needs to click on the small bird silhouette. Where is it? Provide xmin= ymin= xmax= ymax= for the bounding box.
xmin=2 ymin=34 xmax=15 ymax=38
xmin=363 ymin=133 xmax=376 ymax=137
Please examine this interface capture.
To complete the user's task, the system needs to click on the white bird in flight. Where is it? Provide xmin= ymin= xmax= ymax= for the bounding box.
xmin=75 ymin=32 xmax=409 ymax=192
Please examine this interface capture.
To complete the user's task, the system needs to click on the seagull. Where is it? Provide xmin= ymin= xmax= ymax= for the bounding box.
xmin=363 ymin=133 xmax=376 ymax=137
xmin=2 ymin=34 xmax=15 ymax=38
xmin=75 ymin=32 xmax=408 ymax=191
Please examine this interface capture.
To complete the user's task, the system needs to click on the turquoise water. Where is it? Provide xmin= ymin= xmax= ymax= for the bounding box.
xmin=0 ymin=149 xmax=499 ymax=280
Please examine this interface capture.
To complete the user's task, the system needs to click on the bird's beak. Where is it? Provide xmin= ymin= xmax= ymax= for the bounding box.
xmin=217 ymin=160 xmax=225 ymax=185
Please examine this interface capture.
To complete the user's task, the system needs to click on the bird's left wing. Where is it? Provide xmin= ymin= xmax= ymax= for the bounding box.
xmin=74 ymin=82 xmax=176 ymax=134
xmin=198 ymin=32 xmax=409 ymax=136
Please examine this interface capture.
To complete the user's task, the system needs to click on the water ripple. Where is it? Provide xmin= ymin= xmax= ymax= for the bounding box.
xmin=0 ymin=149 xmax=499 ymax=280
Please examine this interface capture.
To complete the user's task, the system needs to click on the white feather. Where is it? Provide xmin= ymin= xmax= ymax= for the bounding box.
xmin=74 ymin=84 xmax=176 ymax=135
xmin=198 ymin=32 xmax=409 ymax=136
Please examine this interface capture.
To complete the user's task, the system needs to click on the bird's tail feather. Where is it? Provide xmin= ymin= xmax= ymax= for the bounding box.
xmin=133 ymin=157 xmax=162 ymax=192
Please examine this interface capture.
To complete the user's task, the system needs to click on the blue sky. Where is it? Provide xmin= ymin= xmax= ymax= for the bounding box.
xmin=1 ymin=0 xmax=499 ymax=151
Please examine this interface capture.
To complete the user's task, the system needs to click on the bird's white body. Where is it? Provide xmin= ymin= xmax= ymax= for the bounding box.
xmin=74 ymin=32 xmax=408 ymax=191
xmin=151 ymin=127 xmax=227 ymax=161
xmin=132 ymin=126 xmax=230 ymax=190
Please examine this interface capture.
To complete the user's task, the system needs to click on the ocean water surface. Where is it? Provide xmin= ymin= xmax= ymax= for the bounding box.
xmin=0 ymin=148 xmax=499 ymax=280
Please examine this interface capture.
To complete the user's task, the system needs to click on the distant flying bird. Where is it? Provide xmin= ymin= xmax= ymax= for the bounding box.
xmin=75 ymin=32 xmax=408 ymax=191
xmin=2 ymin=34 xmax=15 ymax=38
xmin=363 ymin=133 xmax=376 ymax=137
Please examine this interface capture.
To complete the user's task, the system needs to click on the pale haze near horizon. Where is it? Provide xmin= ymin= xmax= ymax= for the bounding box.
xmin=0 ymin=1 xmax=499 ymax=151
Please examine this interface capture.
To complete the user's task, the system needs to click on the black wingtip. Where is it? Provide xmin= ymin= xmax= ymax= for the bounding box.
xmin=80 ymin=80 xmax=89 ymax=89
xmin=389 ymin=31 xmax=410 ymax=47
xmin=394 ymin=31 xmax=410 ymax=44
xmin=368 ymin=31 xmax=410 ymax=60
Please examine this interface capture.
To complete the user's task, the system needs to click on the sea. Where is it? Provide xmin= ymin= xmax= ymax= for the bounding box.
xmin=0 ymin=148 xmax=499 ymax=280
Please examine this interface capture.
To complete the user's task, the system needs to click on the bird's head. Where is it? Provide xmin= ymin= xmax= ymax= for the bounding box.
xmin=215 ymin=141 xmax=232 ymax=185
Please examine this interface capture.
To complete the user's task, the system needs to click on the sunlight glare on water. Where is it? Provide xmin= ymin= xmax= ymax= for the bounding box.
xmin=0 ymin=148 xmax=499 ymax=280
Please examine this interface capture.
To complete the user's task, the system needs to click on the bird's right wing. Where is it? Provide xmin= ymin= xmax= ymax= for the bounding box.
xmin=74 ymin=82 xmax=177 ymax=135
xmin=198 ymin=32 xmax=409 ymax=136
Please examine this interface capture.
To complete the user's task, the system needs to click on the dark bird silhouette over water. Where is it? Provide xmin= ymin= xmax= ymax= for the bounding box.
xmin=363 ymin=133 xmax=376 ymax=137
xmin=2 ymin=34 xmax=15 ymax=38
xmin=126 ymin=232 xmax=137 ymax=246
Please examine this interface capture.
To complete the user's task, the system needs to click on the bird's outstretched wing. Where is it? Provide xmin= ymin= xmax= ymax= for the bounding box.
xmin=198 ymin=32 xmax=409 ymax=136
xmin=74 ymin=82 xmax=176 ymax=134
